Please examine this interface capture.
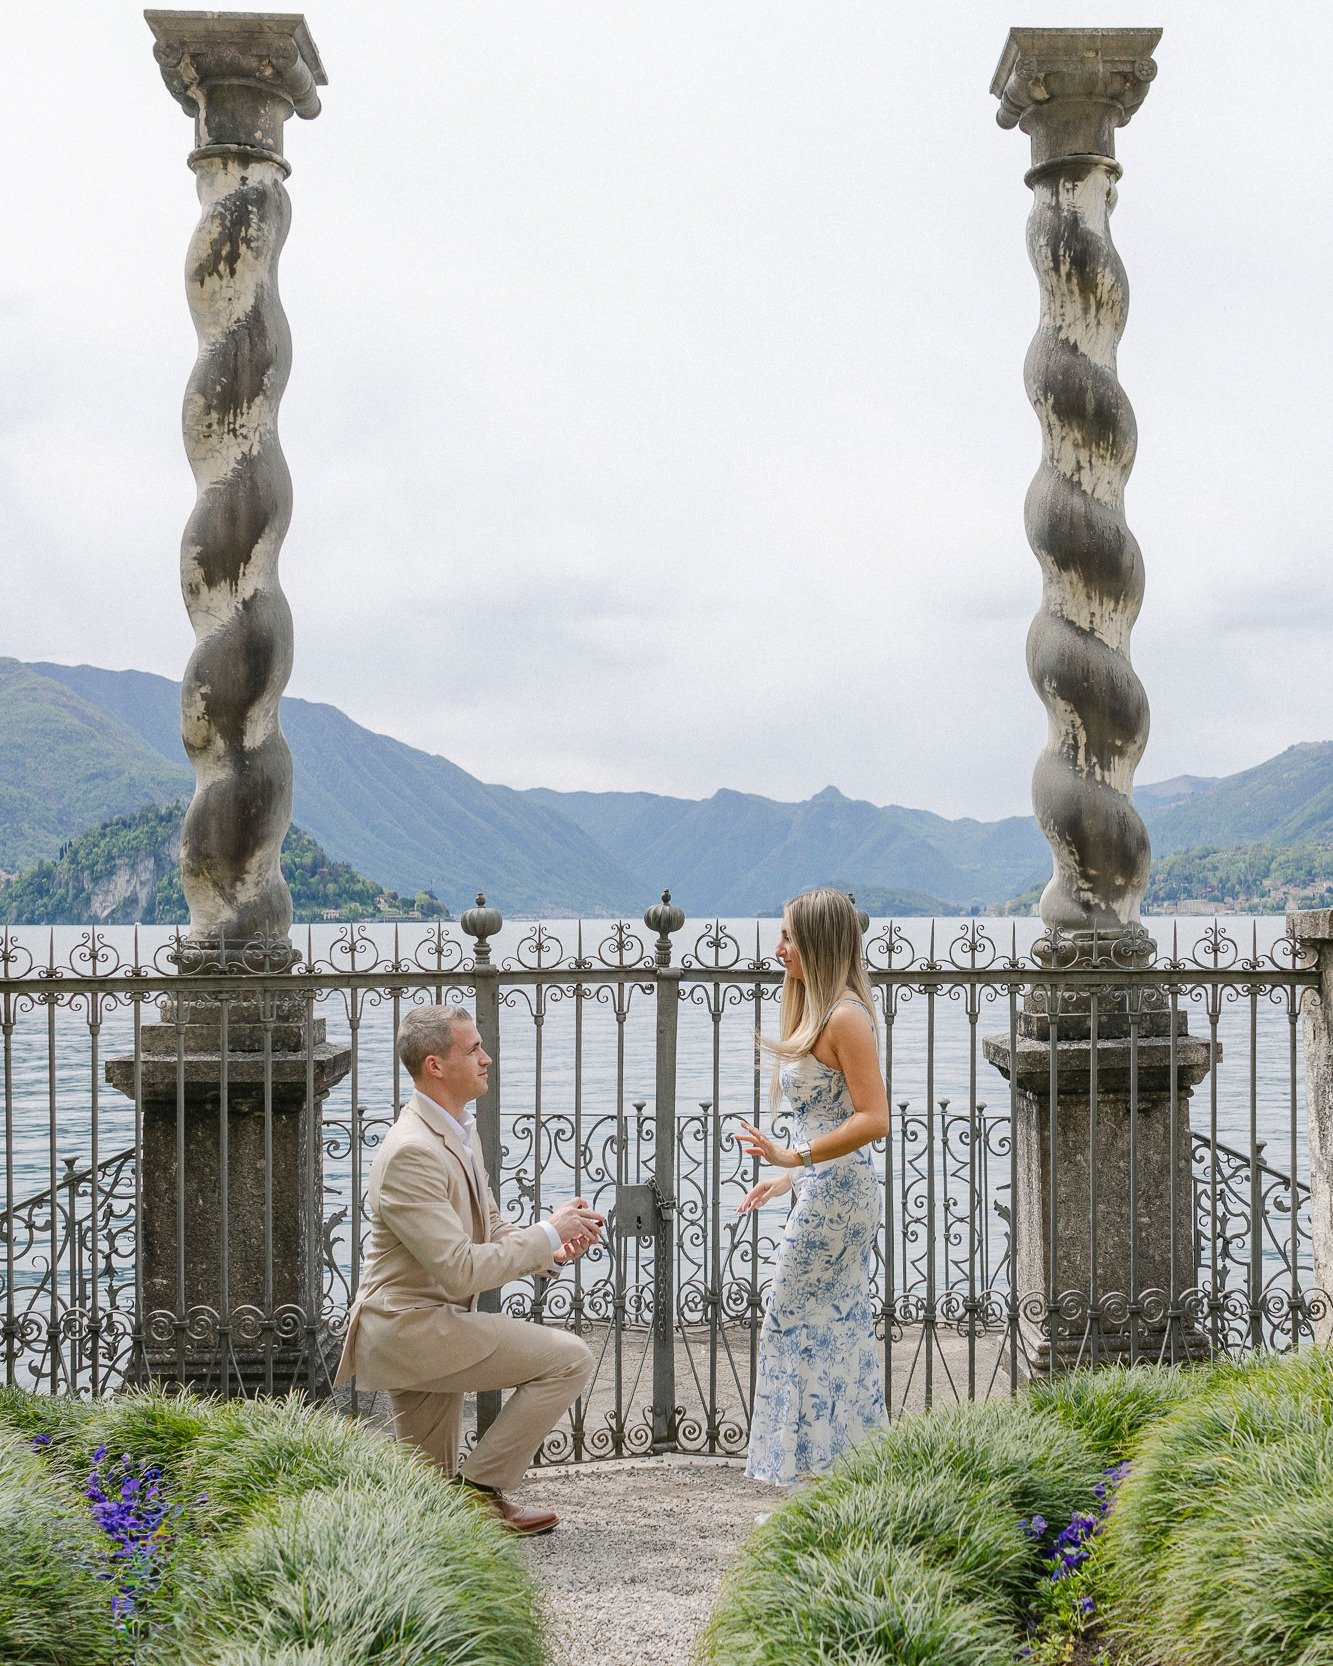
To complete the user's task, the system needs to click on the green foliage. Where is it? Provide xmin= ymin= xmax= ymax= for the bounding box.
xmin=7 ymin=1391 xmax=539 ymax=1666
xmin=707 ymin=1537 xmax=1015 ymax=1666
xmin=0 ymin=1384 xmax=97 ymax=1448
xmin=1145 ymin=840 xmax=1333 ymax=912
xmin=146 ymin=1474 xmax=543 ymax=1666
xmin=837 ymin=1399 xmax=1106 ymax=1528
xmin=0 ymin=1436 xmax=121 ymax=1666
xmin=0 ymin=659 xmax=191 ymax=873
xmin=1024 ymin=1363 xmax=1209 ymax=1467
xmin=171 ymin=1396 xmax=419 ymax=1541
xmin=1010 ymin=839 xmax=1333 ymax=914
xmin=0 ymin=804 xmax=439 ymax=925
xmin=1101 ymin=1348 xmax=1333 ymax=1666
xmin=701 ymin=1398 xmax=1105 ymax=1666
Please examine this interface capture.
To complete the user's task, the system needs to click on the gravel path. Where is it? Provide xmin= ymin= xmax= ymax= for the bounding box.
xmin=515 ymin=1457 xmax=769 ymax=1666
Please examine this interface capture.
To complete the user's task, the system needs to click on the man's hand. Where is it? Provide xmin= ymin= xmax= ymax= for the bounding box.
xmin=549 ymin=1197 xmax=604 ymax=1247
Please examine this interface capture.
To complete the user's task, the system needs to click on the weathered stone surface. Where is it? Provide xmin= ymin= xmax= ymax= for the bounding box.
xmin=985 ymin=30 xmax=1203 ymax=1371
xmin=991 ymin=26 xmax=1161 ymax=945
xmin=145 ymin=10 xmax=325 ymax=954
xmin=102 ymin=15 xmax=340 ymax=1394
xmin=1293 ymin=909 xmax=1333 ymax=1343
xmin=986 ymin=1025 xmax=1213 ymax=1367
xmin=106 ymin=993 xmax=350 ymax=1394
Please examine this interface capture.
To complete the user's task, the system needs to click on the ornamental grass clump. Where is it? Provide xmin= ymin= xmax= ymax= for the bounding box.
xmin=145 ymin=1472 xmax=545 ymax=1666
xmin=171 ymin=1394 xmax=416 ymax=1541
xmin=1025 ymin=1362 xmax=1205 ymax=1466
xmin=700 ymin=1397 xmax=1106 ymax=1666
xmin=7 ymin=1389 xmax=543 ymax=1666
xmin=0 ymin=1437 xmax=120 ymax=1666
xmin=1102 ymin=1347 xmax=1333 ymax=1666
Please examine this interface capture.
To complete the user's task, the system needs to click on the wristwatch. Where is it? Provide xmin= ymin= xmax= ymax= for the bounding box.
xmin=795 ymin=1140 xmax=814 ymax=1169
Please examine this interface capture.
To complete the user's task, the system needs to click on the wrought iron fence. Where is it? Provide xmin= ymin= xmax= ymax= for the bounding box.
xmin=0 ymin=913 xmax=1323 ymax=1462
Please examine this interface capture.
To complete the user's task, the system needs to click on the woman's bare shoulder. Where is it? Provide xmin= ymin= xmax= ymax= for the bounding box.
xmin=824 ymin=998 xmax=875 ymax=1046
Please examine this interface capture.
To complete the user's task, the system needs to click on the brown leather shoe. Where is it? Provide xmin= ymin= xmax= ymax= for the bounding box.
xmin=453 ymin=1476 xmax=558 ymax=1536
xmin=485 ymin=1491 xmax=559 ymax=1536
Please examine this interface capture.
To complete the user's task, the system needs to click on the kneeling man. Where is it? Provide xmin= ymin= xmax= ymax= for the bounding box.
xmin=335 ymin=1004 xmax=601 ymax=1533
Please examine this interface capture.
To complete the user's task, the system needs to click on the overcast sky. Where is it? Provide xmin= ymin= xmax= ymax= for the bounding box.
xmin=4 ymin=1 xmax=1330 ymax=819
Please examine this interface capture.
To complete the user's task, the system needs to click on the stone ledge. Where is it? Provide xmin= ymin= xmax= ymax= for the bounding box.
xmin=106 ymin=1040 xmax=351 ymax=1101
xmin=984 ymin=1031 xmax=1216 ymax=1092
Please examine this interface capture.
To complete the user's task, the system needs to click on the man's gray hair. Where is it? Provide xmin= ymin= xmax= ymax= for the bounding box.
xmin=396 ymin=1003 xmax=475 ymax=1080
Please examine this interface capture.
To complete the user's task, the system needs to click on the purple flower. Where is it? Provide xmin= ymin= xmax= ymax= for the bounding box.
xmin=81 ymin=1449 xmax=182 ymax=1629
xmin=31 ymin=1432 xmax=51 ymax=1449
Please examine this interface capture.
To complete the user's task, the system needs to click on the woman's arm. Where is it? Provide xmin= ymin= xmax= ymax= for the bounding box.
xmin=737 ymin=1003 xmax=888 ymax=1169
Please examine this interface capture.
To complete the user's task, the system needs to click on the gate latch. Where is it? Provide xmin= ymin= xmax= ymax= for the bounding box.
xmin=615 ymin=1182 xmax=659 ymax=1238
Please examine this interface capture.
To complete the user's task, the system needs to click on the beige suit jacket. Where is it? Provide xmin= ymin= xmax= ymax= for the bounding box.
xmin=333 ymin=1089 xmax=556 ymax=1391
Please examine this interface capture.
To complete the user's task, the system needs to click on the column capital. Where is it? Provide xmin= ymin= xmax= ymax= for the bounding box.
xmin=991 ymin=27 xmax=1161 ymax=169
xmin=146 ymin=10 xmax=325 ymax=162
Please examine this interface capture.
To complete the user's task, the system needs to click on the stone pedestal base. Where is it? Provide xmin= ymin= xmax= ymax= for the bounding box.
xmin=985 ymin=1002 xmax=1216 ymax=1373
xmin=106 ymin=991 xmax=351 ymax=1395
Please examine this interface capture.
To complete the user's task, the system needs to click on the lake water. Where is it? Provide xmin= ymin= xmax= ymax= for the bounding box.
xmin=0 ymin=914 xmax=1309 ymax=1223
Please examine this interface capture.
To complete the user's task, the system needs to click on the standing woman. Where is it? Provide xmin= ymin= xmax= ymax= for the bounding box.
xmin=737 ymin=888 xmax=889 ymax=1487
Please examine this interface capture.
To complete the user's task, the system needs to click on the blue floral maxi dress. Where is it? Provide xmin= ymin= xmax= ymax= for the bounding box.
xmin=746 ymin=1009 xmax=886 ymax=1486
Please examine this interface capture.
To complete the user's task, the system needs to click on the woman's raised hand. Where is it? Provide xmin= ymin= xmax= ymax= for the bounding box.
xmin=738 ymin=1173 xmax=793 ymax=1214
xmin=736 ymin=1119 xmax=798 ymax=1169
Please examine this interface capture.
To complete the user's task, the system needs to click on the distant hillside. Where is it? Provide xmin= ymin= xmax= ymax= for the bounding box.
xmin=525 ymin=784 xmax=1044 ymax=913
xmin=10 ymin=660 xmax=1333 ymax=918
xmin=0 ymin=658 xmax=190 ymax=873
xmin=1143 ymin=743 xmax=1333 ymax=852
xmin=0 ymin=803 xmax=443 ymax=925
xmin=1145 ymin=842 xmax=1333 ymax=914
xmin=27 ymin=662 xmax=644 ymax=916
xmin=1136 ymin=774 xmax=1219 ymax=810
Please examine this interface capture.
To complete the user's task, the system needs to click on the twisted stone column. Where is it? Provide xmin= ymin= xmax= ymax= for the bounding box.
xmin=994 ymin=27 xmax=1159 ymax=949
xmin=148 ymin=10 xmax=325 ymax=963
xmin=105 ymin=15 xmax=348 ymax=1398
xmin=984 ymin=31 xmax=1215 ymax=1372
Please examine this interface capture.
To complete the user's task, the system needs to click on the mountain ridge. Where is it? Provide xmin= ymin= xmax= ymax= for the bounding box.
xmin=11 ymin=659 xmax=1333 ymax=917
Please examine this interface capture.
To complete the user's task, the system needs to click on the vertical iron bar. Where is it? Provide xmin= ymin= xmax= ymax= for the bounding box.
xmin=1047 ymin=985 xmax=1060 ymax=1370
xmin=473 ymin=961 xmax=502 ymax=1437
xmin=1288 ymin=981 xmax=1301 ymax=1344
xmin=651 ymin=964 xmax=679 ymax=1453
xmin=883 ymin=980 xmax=895 ymax=1415
xmin=1248 ymin=980 xmax=1261 ymax=1351
xmin=1127 ymin=985 xmax=1141 ymax=1365
xmin=924 ymin=983 xmax=936 ymax=1408
xmin=175 ymin=996 xmax=187 ymax=1387
xmin=705 ymin=977 xmax=723 ymax=1449
xmin=262 ymin=987 xmax=275 ymax=1395
xmin=87 ymin=993 xmax=101 ymax=1395
xmin=132 ymin=980 xmax=144 ymax=1386
xmin=219 ymin=998 xmax=231 ymax=1396
xmin=1007 ymin=978 xmax=1020 ymax=1395
xmin=966 ymin=977 xmax=979 ymax=1400
xmin=1168 ymin=981 xmax=1180 ymax=1364
xmin=1087 ymin=986 xmax=1099 ymax=1368
xmin=46 ymin=979 xmax=58 ymax=1393
xmin=3 ymin=990 xmax=15 ymax=1385
xmin=304 ymin=982 xmax=319 ymax=1395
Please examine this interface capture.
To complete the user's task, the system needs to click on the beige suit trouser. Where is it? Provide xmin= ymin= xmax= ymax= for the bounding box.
xmin=390 ymin=1316 xmax=593 ymax=1492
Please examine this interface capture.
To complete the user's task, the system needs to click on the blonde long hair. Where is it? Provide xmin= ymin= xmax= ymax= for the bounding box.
xmin=766 ymin=889 xmax=878 ymax=1108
